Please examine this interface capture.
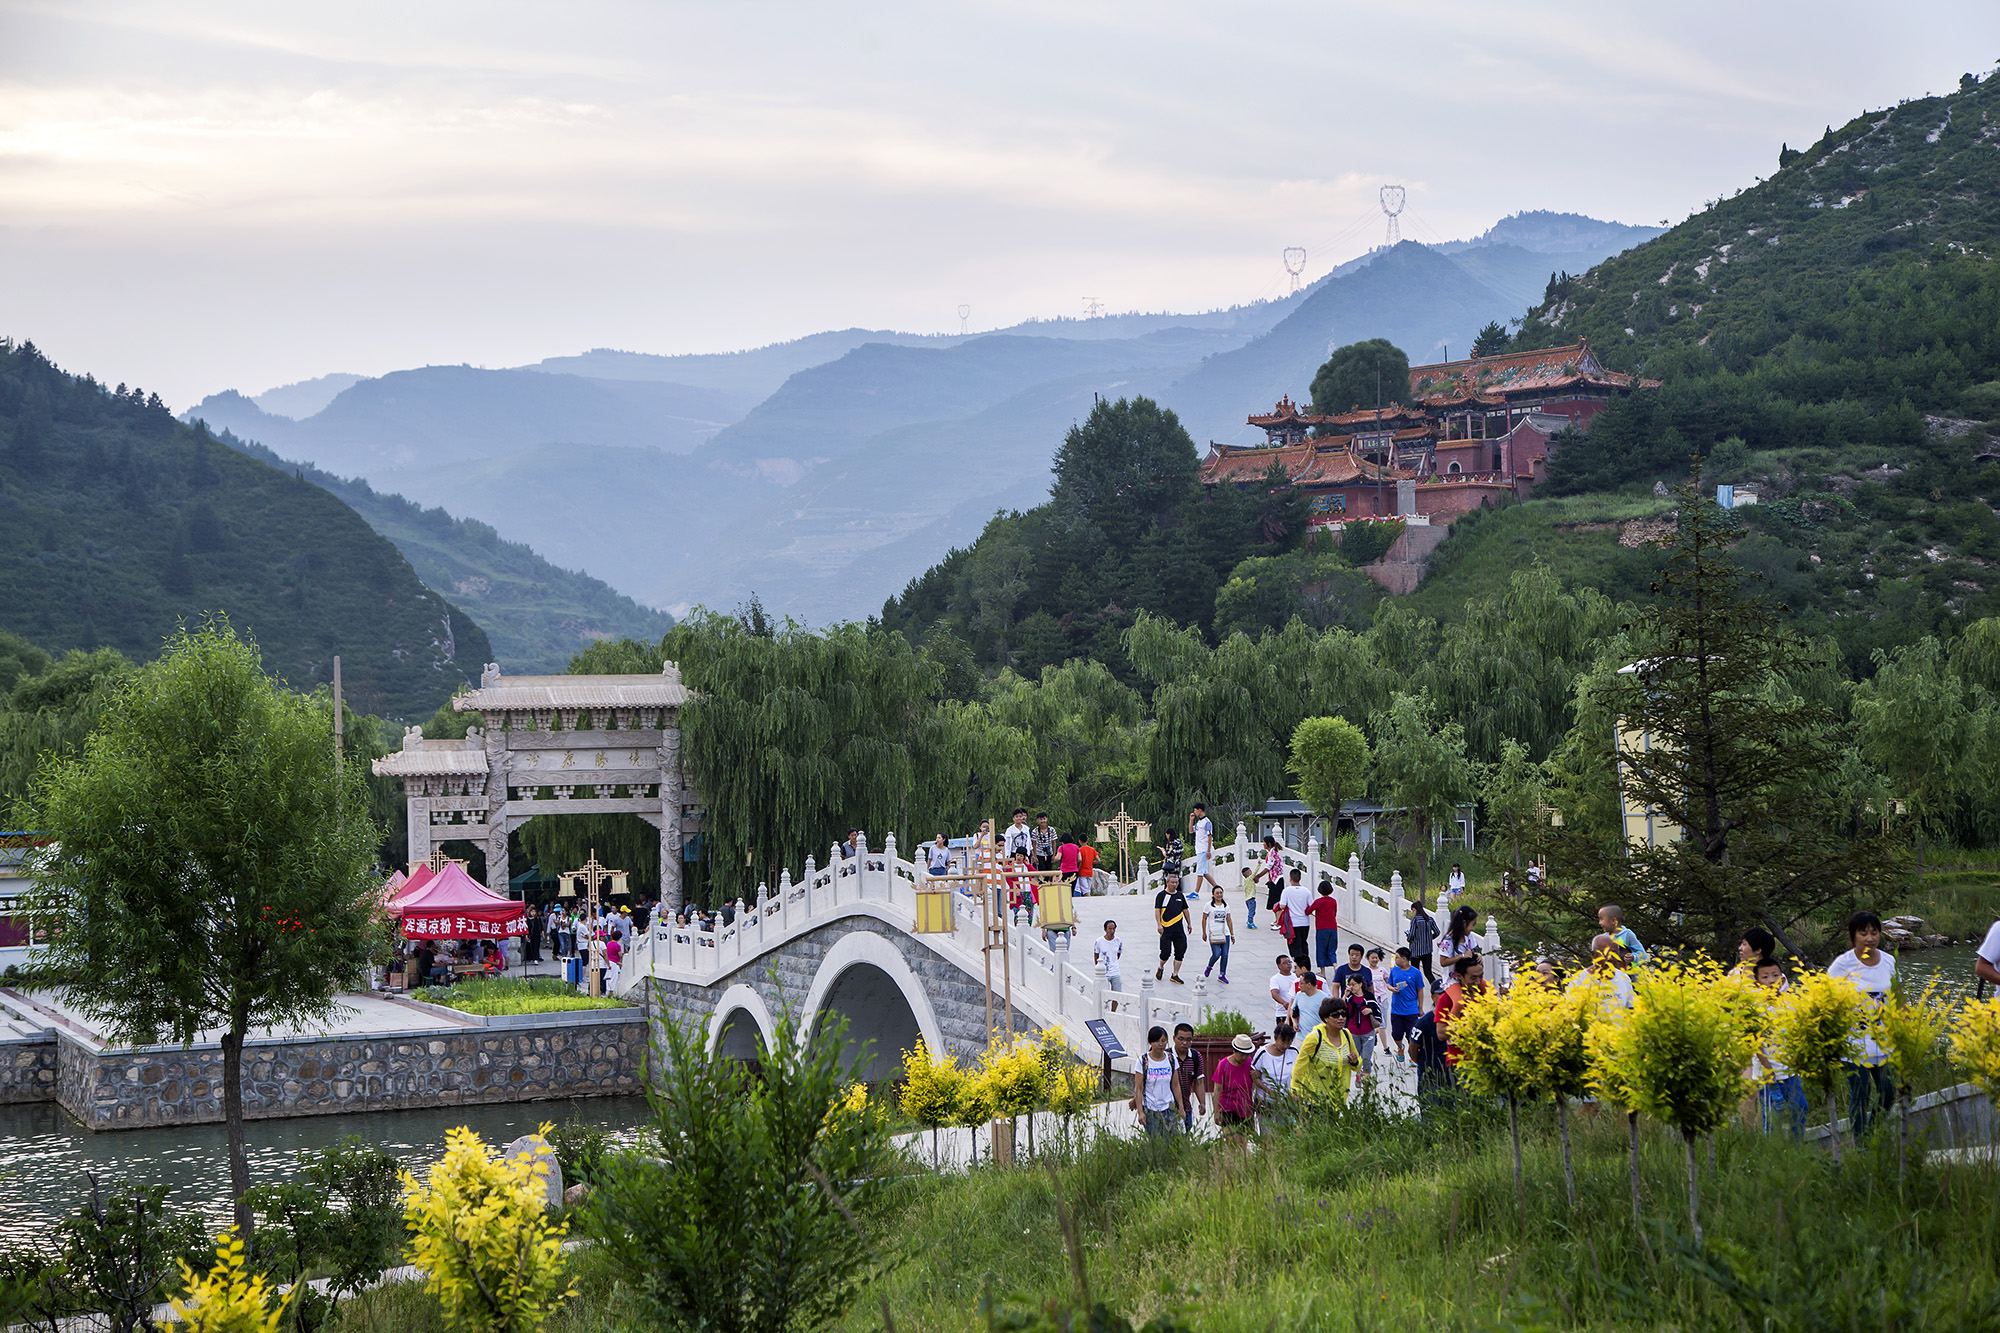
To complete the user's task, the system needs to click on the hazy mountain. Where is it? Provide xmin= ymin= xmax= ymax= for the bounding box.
xmin=252 ymin=372 xmax=368 ymax=419
xmin=188 ymin=209 xmax=1658 ymax=625
xmin=189 ymin=366 xmax=756 ymax=476
xmin=1436 ymin=210 xmax=1664 ymax=256
xmin=694 ymin=328 xmax=1244 ymax=483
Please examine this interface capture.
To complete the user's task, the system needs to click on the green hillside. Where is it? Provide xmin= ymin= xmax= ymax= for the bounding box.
xmin=210 ymin=429 xmax=675 ymax=674
xmin=0 ymin=339 xmax=489 ymax=718
xmin=1395 ymin=67 xmax=2000 ymax=671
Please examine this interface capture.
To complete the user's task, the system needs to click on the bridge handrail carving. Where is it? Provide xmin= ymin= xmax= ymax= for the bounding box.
xmin=624 ymin=824 xmax=1511 ymax=1067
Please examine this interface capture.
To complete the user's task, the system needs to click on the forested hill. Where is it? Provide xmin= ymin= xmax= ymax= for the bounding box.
xmin=1515 ymin=67 xmax=2000 ymax=439
xmin=212 ymin=429 xmax=676 ymax=674
xmin=0 ymin=339 xmax=490 ymax=718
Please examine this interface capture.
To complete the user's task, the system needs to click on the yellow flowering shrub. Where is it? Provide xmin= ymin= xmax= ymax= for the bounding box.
xmin=1594 ymin=960 xmax=1757 ymax=1142
xmin=1451 ymin=976 xmax=1562 ymax=1103
xmin=980 ymin=1038 xmax=1049 ymax=1121
xmin=897 ymin=1040 xmax=965 ymax=1131
xmin=1951 ymin=997 xmax=2000 ymax=1101
xmin=1767 ymin=972 xmax=1868 ymax=1101
xmin=1044 ymin=1062 xmax=1101 ymax=1120
xmin=401 ymin=1125 xmax=576 ymax=1333
xmin=1877 ymin=978 xmax=1955 ymax=1091
xmin=171 ymin=1232 xmax=292 ymax=1333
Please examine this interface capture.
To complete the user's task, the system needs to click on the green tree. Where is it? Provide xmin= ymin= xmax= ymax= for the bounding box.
xmin=1546 ymin=475 xmax=1892 ymax=961
xmin=1048 ymin=396 xmax=1200 ymax=548
xmin=1482 ymin=738 xmax=1547 ymax=872
xmin=1369 ymin=691 xmax=1479 ymax=898
xmin=585 ymin=1001 xmax=896 ymax=1333
xmin=1853 ymin=636 xmax=1995 ymax=881
xmin=1308 ymin=338 xmax=1412 ymax=416
xmin=1470 ymin=321 xmax=1512 ymax=357
xmin=19 ymin=621 xmax=382 ymax=1237
xmin=1287 ymin=716 xmax=1369 ymax=839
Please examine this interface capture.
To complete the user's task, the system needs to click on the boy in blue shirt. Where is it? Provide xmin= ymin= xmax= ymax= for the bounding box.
xmin=1386 ymin=946 xmax=1426 ymax=1064
xmin=1598 ymin=904 xmax=1649 ymax=967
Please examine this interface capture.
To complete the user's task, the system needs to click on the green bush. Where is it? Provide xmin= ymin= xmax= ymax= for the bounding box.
xmin=1193 ymin=1009 xmax=1251 ymax=1037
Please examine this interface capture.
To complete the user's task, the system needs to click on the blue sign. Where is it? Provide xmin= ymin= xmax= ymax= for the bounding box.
xmin=1085 ymin=1019 xmax=1126 ymax=1061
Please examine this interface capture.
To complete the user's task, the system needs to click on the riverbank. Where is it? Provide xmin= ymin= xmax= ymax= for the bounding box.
xmin=0 ymin=1095 xmax=655 ymax=1243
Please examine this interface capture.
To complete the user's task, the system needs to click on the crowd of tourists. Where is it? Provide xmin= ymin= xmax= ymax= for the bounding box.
xmin=1129 ymin=881 xmax=2000 ymax=1146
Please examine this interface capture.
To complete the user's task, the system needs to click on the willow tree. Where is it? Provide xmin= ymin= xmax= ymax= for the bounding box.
xmin=1129 ymin=612 xmax=1317 ymax=828
xmin=20 ymin=621 xmax=381 ymax=1238
xmin=667 ymin=613 xmax=951 ymax=899
xmin=1369 ymin=691 xmax=1479 ymax=899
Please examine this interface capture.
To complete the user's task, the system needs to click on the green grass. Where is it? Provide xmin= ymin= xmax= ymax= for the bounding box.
xmin=421 ymin=976 xmax=628 ymax=1016
xmin=840 ymin=1092 xmax=2000 ymax=1332
xmin=317 ymin=1084 xmax=2000 ymax=1333
xmin=1402 ymin=501 xmax=1672 ymax=623
xmin=1523 ymin=491 xmax=1679 ymax=526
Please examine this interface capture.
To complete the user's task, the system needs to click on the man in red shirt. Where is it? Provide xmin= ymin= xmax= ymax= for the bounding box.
xmin=1432 ymin=955 xmax=1487 ymax=1068
xmin=1077 ymin=842 xmax=1099 ymax=892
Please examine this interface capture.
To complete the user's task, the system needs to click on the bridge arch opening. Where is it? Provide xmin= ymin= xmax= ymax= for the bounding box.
xmin=706 ymin=984 xmax=777 ymax=1064
xmin=799 ymin=931 xmax=945 ymax=1084
xmin=814 ymin=963 xmax=922 ymax=1083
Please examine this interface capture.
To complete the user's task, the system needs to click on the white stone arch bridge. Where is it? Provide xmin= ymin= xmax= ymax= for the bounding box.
xmin=628 ymin=830 xmax=1511 ymax=1077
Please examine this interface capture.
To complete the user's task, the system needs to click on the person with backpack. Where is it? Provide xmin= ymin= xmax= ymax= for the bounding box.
xmin=1342 ymin=973 xmax=1380 ymax=1085
xmin=1132 ymin=1025 xmax=1184 ymax=1137
xmin=1154 ymin=872 xmax=1191 ymax=985
xmin=1290 ymin=996 xmax=1360 ymax=1106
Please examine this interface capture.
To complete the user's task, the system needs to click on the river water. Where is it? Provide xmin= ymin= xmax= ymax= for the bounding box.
xmin=0 ymin=1096 xmax=655 ymax=1246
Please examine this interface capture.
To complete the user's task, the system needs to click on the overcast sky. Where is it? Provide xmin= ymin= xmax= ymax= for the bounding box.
xmin=3 ymin=1 xmax=1996 ymax=408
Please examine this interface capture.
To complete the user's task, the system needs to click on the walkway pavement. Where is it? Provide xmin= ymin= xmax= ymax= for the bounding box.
xmin=4 ymin=987 xmax=477 ymax=1050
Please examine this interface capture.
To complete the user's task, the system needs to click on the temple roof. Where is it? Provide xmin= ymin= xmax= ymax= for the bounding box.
xmin=372 ymin=729 xmax=491 ymax=778
xmin=1315 ymin=405 xmax=1430 ymax=428
xmin=453 ymin=664 xmax=689 ymax=713
xmin=1200 ymin=441 xmax=1310 ymax=484
xmin=1408 ymin=340 xmax=1655 ymax=405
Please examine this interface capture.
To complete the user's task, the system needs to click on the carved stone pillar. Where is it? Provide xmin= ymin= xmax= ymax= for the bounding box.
xmin=658 ymin=724 xmax=684 ymax=913
xmin=485 ymin=726 xmax=510 ymax=897
xmin=407 ymin=796 xmax=432 ymax=870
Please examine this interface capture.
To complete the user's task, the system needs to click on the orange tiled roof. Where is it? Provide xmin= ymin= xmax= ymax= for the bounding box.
xmin=1407 ymin=340 xmax=1650 ymax=405
xmin=1315 ymin=405 xmax=1430 ymax=428
xmin=1199 ymin=442 xmax=1310 ymax=484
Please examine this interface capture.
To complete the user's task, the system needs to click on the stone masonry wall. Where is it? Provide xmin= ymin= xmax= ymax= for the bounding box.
xmin=55 ymin=1018 xmax=645 ymax=1130
xmin=645 ymin=913 xmax=1038 ymax=1068
xmin=0 ymin=1036 xmax=57 ymax=1104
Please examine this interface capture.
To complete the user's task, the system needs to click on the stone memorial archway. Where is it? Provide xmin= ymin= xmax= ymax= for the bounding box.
xmin=372 ymin=664 xmax=702 ymax=909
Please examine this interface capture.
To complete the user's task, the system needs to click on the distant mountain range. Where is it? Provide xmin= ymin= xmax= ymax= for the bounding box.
xmin=188 ymin=209 xmax=1662 ymax=623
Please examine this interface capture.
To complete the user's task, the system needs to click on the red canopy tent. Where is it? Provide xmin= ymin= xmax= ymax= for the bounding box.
xmin=394 ymin=863 xmax=527 ymax=940
xmin=391 ymin=864 xmax=435 ymax=904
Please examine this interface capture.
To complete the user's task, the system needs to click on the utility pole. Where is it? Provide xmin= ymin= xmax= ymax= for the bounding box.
xmin=332 ymin=655 xmax=344 ymax=771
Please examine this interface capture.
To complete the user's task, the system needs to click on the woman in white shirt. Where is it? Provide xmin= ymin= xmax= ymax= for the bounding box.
xmin=1250 ymin=1021 xmax=1298 ymax=1123
xmin=1827 ymin=909 xmax=1897 ymax=1140
xmin=1201 ymin=887 xmax=1235 ymax=985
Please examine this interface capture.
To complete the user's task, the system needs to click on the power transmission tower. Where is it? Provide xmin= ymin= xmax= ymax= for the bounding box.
xmin=1380 ymin=184 xmax=1406 ymax=247
xmin=1283 ymin=247 xmax=1306 ymax=293
xmin=1082 ymin=296 xmax=1104 ymax=319
xmin=957 ymin=304 xmax=970 ymax=335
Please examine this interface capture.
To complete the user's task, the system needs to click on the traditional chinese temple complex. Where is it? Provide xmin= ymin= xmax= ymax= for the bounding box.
xmin=1198 ymin=340 xmax=1657 ymax=526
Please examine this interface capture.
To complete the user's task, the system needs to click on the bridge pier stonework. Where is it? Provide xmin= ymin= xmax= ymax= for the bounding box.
xmin=643 ymin=915 xmax=1040 ymax=1079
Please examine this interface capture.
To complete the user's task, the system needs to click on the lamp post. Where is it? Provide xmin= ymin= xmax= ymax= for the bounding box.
xmin=559 ymin=849 xmax=624 ymax=998
xmin=1094 ymin=804 xmax=1152 ymax=886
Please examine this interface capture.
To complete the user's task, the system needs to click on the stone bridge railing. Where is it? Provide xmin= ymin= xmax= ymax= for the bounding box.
xmin=623 ymin=824 xmax=1511 ymax=1068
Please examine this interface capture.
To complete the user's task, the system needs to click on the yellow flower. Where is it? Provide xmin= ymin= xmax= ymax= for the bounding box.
xmin=401 ymin=1125 xmax=576 ymax=1333
xmin=171 ymin=1232 xmax=292 ymax=1333
xmin=1766 ymin=971 xmax=1868 ymax=1099
xmin=979 ymin=1038 xmax=1049 ymax=1120
xmin=1878 ymin=978 xmax=1954 ymax=1090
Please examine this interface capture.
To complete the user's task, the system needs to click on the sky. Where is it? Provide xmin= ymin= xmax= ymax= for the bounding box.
xmin=3 ymin=1 xmax=1997 ymax=409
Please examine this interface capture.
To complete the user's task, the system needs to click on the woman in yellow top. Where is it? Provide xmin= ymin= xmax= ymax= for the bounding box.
xmin=1290 ymin=995 xmax=1360 ymax=1105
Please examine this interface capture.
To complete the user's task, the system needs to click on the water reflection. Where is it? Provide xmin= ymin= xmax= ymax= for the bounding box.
xmin=0 ymin=1097 xmax=654 ymax=1244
